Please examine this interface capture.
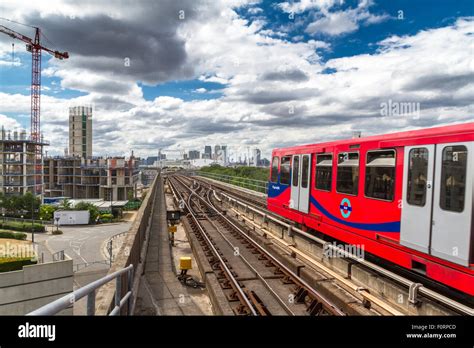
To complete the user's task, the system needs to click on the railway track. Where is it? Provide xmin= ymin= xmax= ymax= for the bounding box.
xmin=177 ymin=173 xmax=474 ymax=316
xmin=168 ymin=175 xmax=346 ymax=316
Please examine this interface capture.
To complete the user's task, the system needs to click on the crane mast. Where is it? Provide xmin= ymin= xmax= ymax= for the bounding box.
xmin=0 ymin=23 xmax=69 ymax=194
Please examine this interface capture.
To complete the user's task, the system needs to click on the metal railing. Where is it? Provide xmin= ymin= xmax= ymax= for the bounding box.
xmin=196 ymin=171 xmax=268 ymax=194
xmin=27 ymin=264 xmax=134 ymax=316
xmin=52 ymin=250 xmax=65 ymax=261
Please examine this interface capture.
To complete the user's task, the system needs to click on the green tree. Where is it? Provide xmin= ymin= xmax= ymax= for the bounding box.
xmin=74 ymin=202 xmax=99 ymax=224
xmin=39 ymin=205 xmax=57 ymax=221
xmin=59 ymin=198 xmax=72 ymax=210
xmin=127 ymin=189 xmax=134 ymax=201
xmin=22 ymin=192 xmax=41 ymax=218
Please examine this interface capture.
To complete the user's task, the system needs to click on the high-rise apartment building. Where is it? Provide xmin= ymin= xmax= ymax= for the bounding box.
xmin=69 ymin=106 xmax=92 ymax=158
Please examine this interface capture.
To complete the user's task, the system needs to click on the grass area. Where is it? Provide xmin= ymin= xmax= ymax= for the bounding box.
xmin=0 ymin=221 xmax=45 ymax=233
xmin=199 ymin=165 xmax=270 ymax=193
xmin=0 ymin=257 xmax=37 ymax=272
xmin=200 ymin=165 xmax=269 ymax=181
xmin=0 ymin=230 xmax=27 ymax=240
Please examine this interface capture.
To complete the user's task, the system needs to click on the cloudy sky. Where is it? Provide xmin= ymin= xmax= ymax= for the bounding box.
xmin=0 ymin=0 xmax=472 ymax=160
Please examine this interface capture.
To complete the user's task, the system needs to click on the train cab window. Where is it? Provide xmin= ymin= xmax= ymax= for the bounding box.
xmin=407 ymin=148 xmax=429 ymax=206
xmin=315 ymin=154 xmax=332 ymax=191
xmin=336 ymin=152 xmax=359 ymax=195
xmin=292 ymin=156 xmax=299 ymax=186
xmin=271 ymin=156 xmax=279 ymax=183
xmin=440 ymin=145 xmax=467 ymax=212
xmin=365 ymin=150 xmax=396 ymax=201
xmin=280 ymin=156 xmax=291 ymax=185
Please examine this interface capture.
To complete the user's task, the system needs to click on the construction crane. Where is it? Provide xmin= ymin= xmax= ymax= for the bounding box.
xmin=0 ymin=23 xmax=69 ymax=143
xmin=0 ymin=21 xmax=69 ymax=195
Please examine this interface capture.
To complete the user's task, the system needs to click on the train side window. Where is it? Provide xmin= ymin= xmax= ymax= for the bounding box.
xmin=407 ymin=148 xmax=428 ymax=206
xmin=440 ymin=145 xmax=467 ymax=212
xmin=271 ymin=156 xmax=279 ymax=183
xmin=292 ymin=156 xmax=299 ymax=186
xmin=336 ymin=152 xmax=359 ymax=195
xmin=365 ymin=150 xmax=396 ymax=201
xmin=280 ymin=156 xmax=291 ymax=185
xmin=315 ymin=154 xmax=332 ymax=191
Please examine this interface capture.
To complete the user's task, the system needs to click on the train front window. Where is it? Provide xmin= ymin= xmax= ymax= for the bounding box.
xmin=280 ymin=156 xmax=291 ymax=185
xmin=440 ymin=145 xmax=467 ymax=213
xmin=365 ymin=150 xmax=396 ymax=201
xmin=315 ymin=154 xmax=332 ymax=191
xmin=336 ymin=152 xmax=359 ymax=195
xmin=271 ymin=156 xmax=279 ymax=183
xmin=407 ymin=148 xmax=428 ymax=206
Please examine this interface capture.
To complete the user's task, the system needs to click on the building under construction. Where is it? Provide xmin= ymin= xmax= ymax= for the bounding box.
xmin=0 ymin=128 xmax=48 ymax=197
xmin=44 ymin=156 xmax=139 ymax=201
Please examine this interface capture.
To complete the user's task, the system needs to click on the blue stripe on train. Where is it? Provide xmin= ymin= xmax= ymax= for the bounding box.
xmin=267 ymin=182 xmax=400 ymax=232
xmin=310 ymin=196 xmax=400 ymax=233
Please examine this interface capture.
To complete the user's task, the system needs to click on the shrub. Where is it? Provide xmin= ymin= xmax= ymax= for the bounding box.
xmin=100 ymin=213 xmax=114 ymax=219
xmin=0 ymin=231 xmax=27 ymax=240
xmin=52 ymin=229 xmax=63 ymax=235
xmin=0 ymin=257 xmax=37 ymax=272
xmin=0 ymin=221 xmax=45 ymax=233
xmin=39 ymin=205 xmax=57 ymax=221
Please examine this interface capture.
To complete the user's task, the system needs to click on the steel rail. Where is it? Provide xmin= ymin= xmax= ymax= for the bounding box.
xmin=174 ymin=175 xmax=345 ymax=316
xmin=202 ymin=189 xmax=296 ymax=315
xmin=168 ymin=177 xmax=258 ymax=316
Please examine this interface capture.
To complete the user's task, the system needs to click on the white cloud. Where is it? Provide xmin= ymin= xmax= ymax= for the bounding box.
xmin=305 ymin=3 xmax=390 ymax=36
xmin=0 ymin=2 xmax=471 ymax=160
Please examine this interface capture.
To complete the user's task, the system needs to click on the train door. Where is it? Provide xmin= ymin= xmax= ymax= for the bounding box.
xmin=299 ymin=154 xmax=311 ymax=213
xmin=431 ymin=142 xmax=473 ymax=266
xmin=290 ymin=155 xmax=300 ymax=210
xmin=401 ymin=142 xmax=473 ymax=266
xmin=290 ymin=154 xmax=311 ymax=213
xmin=400 ymin=145 xmax=435 ymax=253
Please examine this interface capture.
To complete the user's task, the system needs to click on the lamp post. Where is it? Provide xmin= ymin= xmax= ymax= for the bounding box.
xmin=55 ymin=216 xmax=60 ymax=232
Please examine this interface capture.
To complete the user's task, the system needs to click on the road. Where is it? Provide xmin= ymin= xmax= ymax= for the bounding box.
xmin=31 ymin=222 xmax=131 ymax=268
xmin=26 ymin=222 xmax=132 ymax=314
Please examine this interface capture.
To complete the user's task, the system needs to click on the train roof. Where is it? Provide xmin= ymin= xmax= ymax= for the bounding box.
xmin=272 ymin=121 xmax=474 ymax=153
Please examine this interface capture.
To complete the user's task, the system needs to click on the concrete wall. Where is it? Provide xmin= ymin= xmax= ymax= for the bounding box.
xmin=95 ymin=172 xmax=159 ymax=315
xmin=0 ymin=259 xmax=73 ymax=315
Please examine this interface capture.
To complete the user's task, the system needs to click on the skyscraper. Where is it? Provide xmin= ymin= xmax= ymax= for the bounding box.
xmin=204 ymin=145 xmax=212 ymax=159
xmin=221 ymin=145 xmax=228 ymax=165
xmin=253 ymin=148 xmax=261 ymax=166
xmin=214 ymin=145 xmax=221 ymax=160
xmin=69 ymin=106 xmax=92 ymax=158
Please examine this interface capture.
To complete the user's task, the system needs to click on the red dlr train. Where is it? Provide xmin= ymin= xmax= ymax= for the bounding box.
xmin=267 ymin=123 xmax=474 ymax=296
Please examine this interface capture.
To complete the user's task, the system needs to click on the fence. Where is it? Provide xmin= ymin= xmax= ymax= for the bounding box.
xmin=196 ymin=171 xmax=268 ymax=194
xmin=28 ymin=264 xmax=133 ymax=316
